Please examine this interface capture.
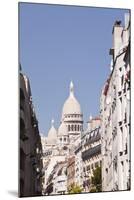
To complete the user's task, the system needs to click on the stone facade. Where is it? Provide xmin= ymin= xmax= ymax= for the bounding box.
xmin=82 ymin=117 xmax=101 ymax=192
xmin=74 ymin=136 xmax=83 ymax=188
xmin=67 ymin=156 xmax=75 ymax=190
xmin=100 ymin=13 xmax=130 ymax=191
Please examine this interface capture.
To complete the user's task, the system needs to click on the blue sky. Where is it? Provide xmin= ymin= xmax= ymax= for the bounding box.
xmin=19 ymin=3 xmax=129 ymax=135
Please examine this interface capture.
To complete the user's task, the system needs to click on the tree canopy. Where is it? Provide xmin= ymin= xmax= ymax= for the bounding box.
xmin=68 ymin=183 xmax=82 ymax=194
xmin=91 ymin=166 xmax=102 ymax=192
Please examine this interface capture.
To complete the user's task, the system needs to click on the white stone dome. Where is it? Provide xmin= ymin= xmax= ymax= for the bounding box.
xmin=61 ymin=81 xmax=82 ymax=120
xmin=47 ymin=119 xmax=57 ymax=144
xmin=58 ymin=122 xmax=68 ymax=136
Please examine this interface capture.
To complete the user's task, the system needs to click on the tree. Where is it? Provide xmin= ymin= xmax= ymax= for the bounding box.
xmin=90 ymin=166 xmax=102 ymax=192
xmin=68 ymin=183 xmax=82 ymax=194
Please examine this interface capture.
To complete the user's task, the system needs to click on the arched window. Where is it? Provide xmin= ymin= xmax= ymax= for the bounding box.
xmin=75 ymin=125 xmax=77 ymax=131
xmin=78 ymin=125 xmax=79 ymax=131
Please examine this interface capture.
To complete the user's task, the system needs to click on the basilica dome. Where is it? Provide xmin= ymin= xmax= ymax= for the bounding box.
xmin=58 ymin=122 xmax=68 ymax=136
xmin=61 ymin=81 xmax=82 ymax=120
xmin=47 ymin=119 xmax=57 ymax=144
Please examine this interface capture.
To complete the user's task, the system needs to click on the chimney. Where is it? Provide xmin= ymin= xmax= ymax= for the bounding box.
xmin=111 ymin=20 xmax=123 ymax=60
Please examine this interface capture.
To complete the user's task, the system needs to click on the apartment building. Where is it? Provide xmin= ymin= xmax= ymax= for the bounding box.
xmin=81 ymin=117 xmax=101 ymax=192
xmin=20 ymin=68 xmax=43 ymax=197
xmin=100 ymin=13 xmax=130 ymax=191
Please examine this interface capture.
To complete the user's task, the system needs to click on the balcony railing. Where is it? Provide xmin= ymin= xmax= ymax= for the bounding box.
xmin=75 ymin=145 xmax=82 ymax=154
xmin=84 ymin=134 xmax=101 ymax=146
xmin=82 ymin=144 xmax=101 ymax=161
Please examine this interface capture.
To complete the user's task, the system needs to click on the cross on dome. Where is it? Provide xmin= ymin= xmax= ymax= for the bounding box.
xmin=70 ymin=81 xmax=74 ymax=97
xmin=47 ymin=118 xmax=57 ymax=143
xmin=51 ymin=119 xmax=54 ymax=127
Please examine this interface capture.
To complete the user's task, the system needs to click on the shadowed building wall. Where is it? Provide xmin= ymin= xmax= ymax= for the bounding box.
xmin=19 ymin=68 xmax=43 ymax=197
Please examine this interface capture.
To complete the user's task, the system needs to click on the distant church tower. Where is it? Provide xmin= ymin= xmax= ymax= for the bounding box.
xmin=60 ymin=81 xmax=83 ymax=147
xmin=45 ymin=81 xmax=83 ymax=155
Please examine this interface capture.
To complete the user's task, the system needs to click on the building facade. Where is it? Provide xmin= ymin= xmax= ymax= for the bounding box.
xmin=67 ymin=156 xmax=76 ymax=191
xmin=20 ymin=69 xmax=43 ymax=197
xmin=53 ymin=161 xmax=67 ymax=194
xmin=100 ymin=13 xmax=130 ymax=191
xmin=74 ymin=136 xmax=83 ymax=189
xmin=82 ymin=117 xmax=101 ymax=192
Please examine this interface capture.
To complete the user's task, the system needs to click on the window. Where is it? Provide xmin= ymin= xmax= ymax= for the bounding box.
xmin=87 ymin=165 xmax=90 ymax=171
xmin=125 ymin=142 xmax=128 ymax=154
xmin=124 ymin=82 xmax=126 ymax=93
xmin=124 ymin=112 xmax=127 ymax=124
xmin=119 ymin=97 xmax=122 ymax=103
xmin=75 ymin=125 xmax=77 ymax=131
xmin=121 ymin=75 xmax=124 ymax=86
xmin=114 ymin=157 xmax=117 ymax=172
xmin=95 ymin=162 xmax=98 ymax=168
xmin=71 ymin=124 xmax=73 ymax=131
xmin=68 ymin=125 xmax=70 ymax=132
xmin=91 ymin=164 xmax=93 ymax=169
xmin=63 ymin=146 xmax=67 ymax=150
xmin=106 ymin=168 xmax=108 ymax=173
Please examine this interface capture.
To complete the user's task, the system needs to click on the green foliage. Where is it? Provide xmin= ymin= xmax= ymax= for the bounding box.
xmin=91 ymin=166 xmax=102 ymax=192
xmin=68 ymin=183 xmax=82 ymax=194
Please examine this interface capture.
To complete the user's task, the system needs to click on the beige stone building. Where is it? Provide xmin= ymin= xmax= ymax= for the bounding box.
xmin=74 ymin=136 xmax=83 ymax=189
xmin=100 ymin=13 xmax=130 ymax=191
xmin=82 ymin=116 xmax=101 ymax=192
xmin=67 ymin=156 xmax=76 ymax=190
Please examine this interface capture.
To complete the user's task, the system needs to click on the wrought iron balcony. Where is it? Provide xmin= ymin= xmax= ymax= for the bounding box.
xmin=84 ymin=134 xmax=101 ymax=146
xmin=82 ymin=144 xmax=101 ymax=161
